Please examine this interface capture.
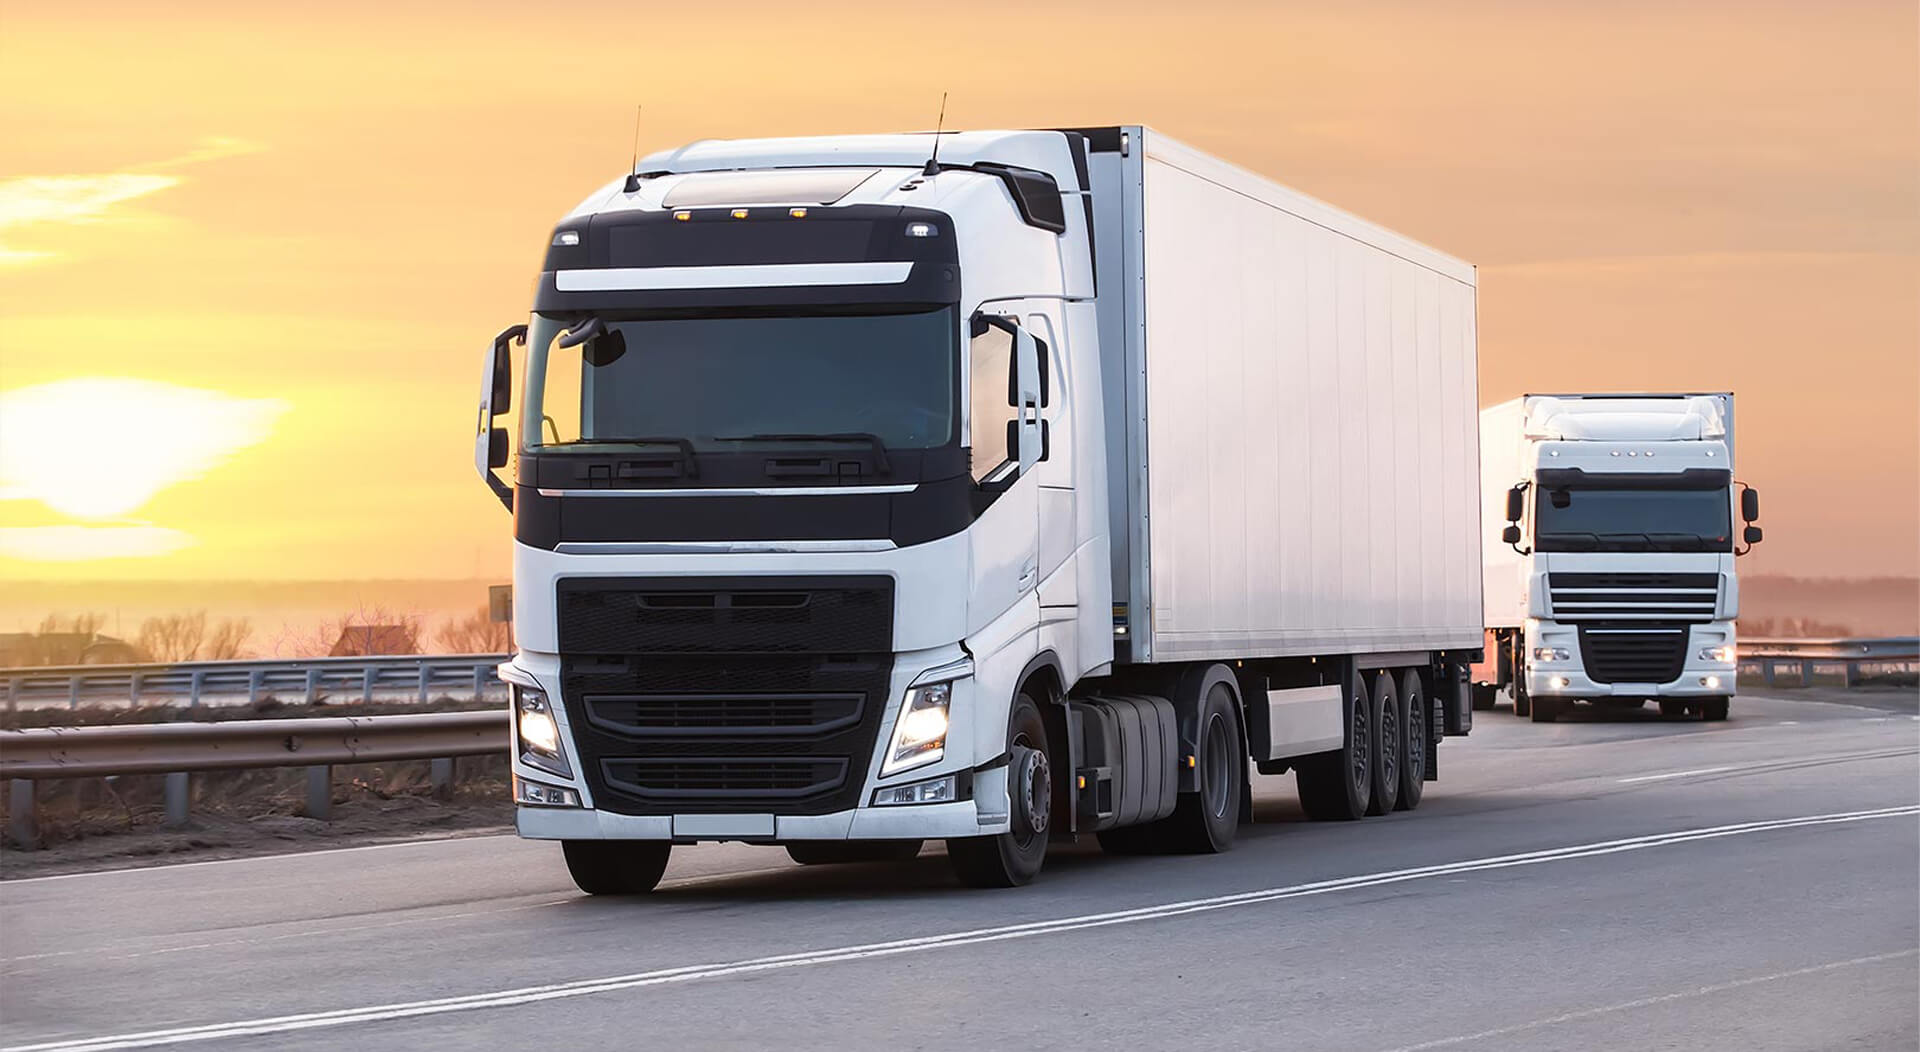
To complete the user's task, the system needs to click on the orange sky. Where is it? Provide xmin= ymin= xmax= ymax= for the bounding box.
xmin=1 ymin=0 xmax=1915 ymax=581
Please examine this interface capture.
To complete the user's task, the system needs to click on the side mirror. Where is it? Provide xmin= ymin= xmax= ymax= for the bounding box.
xmin=475 ymin=324 xmax=527 ymax=511
xmin=1501 ymin=524 xmax=1522 ymax=546
xmin=1504 ymin=485 xmax=1525 ymax=523
xmin=1740 ymin=487 xmax=1760 ymax=523
xmin=1744 ymin=525 xmax=1763 ymax=546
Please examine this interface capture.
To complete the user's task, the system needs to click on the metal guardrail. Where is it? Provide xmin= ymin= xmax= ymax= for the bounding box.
xmin=1 ymin=710 xmax=509 ymax=849
xmin=0 ymin=653 xmax=512 ymax=711
xmin=1738 ymin=637 xmax=1918 ymax=688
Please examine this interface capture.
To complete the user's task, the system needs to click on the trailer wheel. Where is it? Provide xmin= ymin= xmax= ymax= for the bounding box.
xmin=1701 ymin=696 xmax=1730 ymax=722
xmin=1396 ymin=670 xmax=1425 ymax=811
xmin=562 ymin=841 xmax=672 ymax=896
xmin=786 ymin=841 xmax=924 ymax=865
xmin=1471 ymin=683 xmax=1497 ymax=711
xmin=948 ymin=693 xmax=1051 ymax=888
xmin=1297 ymin=668 xmax=1371 ymax=821
xmin=1159 ymin=681 xmax=1244 ymax=853
xmin=1366 ymin=671 xmax=1401 ymax=816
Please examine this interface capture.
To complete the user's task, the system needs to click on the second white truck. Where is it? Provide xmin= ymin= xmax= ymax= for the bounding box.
xmin=476 ymin=126 xmax=1484 ymax=893
xmin=1478 ymin=393 xmax=1764 ymax=721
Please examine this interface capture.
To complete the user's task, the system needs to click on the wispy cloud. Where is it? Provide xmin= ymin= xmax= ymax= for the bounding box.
xmin=0 ymin=136 xmax=264 ymax=265
xmin=0 ymin=525 xmax=195 ymax=562
xmin=0 ymin=378 xmax=287 ymax=520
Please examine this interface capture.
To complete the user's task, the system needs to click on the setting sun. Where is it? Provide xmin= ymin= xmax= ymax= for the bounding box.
xmin=0 ymin=377 xmax=285 ymax=521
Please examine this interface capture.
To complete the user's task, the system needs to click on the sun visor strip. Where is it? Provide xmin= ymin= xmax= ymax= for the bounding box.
xmin=1535 ymin=467 xmax=1732 ymax=491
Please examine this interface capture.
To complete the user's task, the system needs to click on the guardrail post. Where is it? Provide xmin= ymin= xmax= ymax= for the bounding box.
xmin=189 ymin=670 xmax=206 ymax=709
xmin=1843 ymin=660 xmax=1860 ymax=688
xmin=362 ymin=668 xmax=376 ymax=704
xmin=247 ymin=669 xmax=263 ymax=705
xmin=5 ymin=677 xmax=16 ymax=715
xmin=129 ymin=671 xmax=142 ymax=706
xmin=1762 ymin=659 xmax=1776 ymax=687
xmin=163 ymin=772 xmax=191 ymax=828
xmin=418 ymin=665 xmax=432 ymax=705
xmin=1799 ymin=660 xmax=1814 ymax=687
xmin=473 ymin=665 xmax=488 ymax=700
xmin=8 ymin=779 xmax=38 ymax=849
xmin=431 ymin=757 xmax=456 ymax=797
xmin=69 ymin=674 xmax=81 ymax=710
xmin=305 ymin=668 xmax=321 ymax=704
xmin=305 ymin=765 xmax=332 ymax=820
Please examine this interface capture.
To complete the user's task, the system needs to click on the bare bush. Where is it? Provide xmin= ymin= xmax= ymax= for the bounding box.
xmin=1738 ymin=617 xmax=1856 ymax=638
xmin=132 ymin=612 xmax=254 ymax=662
xmin=435 ymin=606 xmax=512 ymax=654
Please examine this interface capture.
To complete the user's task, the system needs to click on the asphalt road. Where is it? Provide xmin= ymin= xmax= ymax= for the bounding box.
xmin=4 ymin=689 xmax=1916 ymax=1051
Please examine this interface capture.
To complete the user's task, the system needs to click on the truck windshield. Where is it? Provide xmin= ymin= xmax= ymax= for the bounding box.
xmin=522 ymin=309 xmax=958 ymax=451
xmin=1534 ymin=487 xmax=1732 ymax=552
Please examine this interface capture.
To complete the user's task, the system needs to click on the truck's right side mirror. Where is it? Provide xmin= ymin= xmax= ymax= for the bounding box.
xmin=1504 ymin=485 xmax=1525 ymax=523
xmin=1740 ymin=487 xmax=1760 ymax=523
xmin=1501 ymin=524 xmax=1523 ymax=546
xmin=475 ymin=323 xmax=527 ymax=511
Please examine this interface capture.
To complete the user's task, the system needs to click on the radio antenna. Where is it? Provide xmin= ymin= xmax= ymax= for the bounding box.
xmin=622 ymin=104 xmax=644 ymax=192
xmin=921 ymin=92 xmax=948 ymax=176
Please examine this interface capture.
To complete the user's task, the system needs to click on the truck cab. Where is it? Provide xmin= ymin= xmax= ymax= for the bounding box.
xmin=1479 ymin=394 xmax=1763 ymax=721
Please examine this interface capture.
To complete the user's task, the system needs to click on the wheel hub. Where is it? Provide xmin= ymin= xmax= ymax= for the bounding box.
xmin=1012 ymin=745 xmax=1051 ymax=837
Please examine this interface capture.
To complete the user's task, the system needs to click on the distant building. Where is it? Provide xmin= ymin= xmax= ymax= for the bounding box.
xmin=0 ymin=632 xmax=144 ymax=667
xmin=328 ymin=624 xmax=420 ymax=656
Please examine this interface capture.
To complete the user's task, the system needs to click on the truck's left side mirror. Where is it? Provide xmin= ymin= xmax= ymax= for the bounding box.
xmin=1740 ymin=487 xmax=1760 ymax=523
xmin=1744 ymin=525 xmax=1763 ymax=546
xmin=475 ymin=324 xmax=527 ymax=511
xmin=1504 ymin=485 xmax=1526 ymax=523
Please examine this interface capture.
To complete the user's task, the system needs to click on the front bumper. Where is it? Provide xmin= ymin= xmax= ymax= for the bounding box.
xmin=515 ymin=791 xmax=1008 ymax=842
xmin=1525 ymin=620 xmax=1735 ymax=699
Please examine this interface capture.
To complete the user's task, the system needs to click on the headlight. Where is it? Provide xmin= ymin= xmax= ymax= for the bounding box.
xmin=882 ymin=680 xmax=952 ymax=776
xmin=515 ymin=685 xmax=573 ymax=778
xmin=1699 ymin=645 xmax=1735 ymax=663
xmin=1532 ymin=646 xmax=1571 ymax=662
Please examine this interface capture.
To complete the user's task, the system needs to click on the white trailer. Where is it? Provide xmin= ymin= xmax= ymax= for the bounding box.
xmin=1477 ymin=394 xmax=1764 ymax=722
xmin=474 ymin=126 xmax=1483 ymax=893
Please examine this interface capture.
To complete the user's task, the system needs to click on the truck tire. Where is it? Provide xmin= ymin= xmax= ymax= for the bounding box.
xmin=786 ymin=841 xmax=924 ymax=865
xmin=1297 ymin=669 xmax=1371 ymax=821
xmin=562 ymin=840 xmax=672 ymax=895
xmin=1396 ymin=670 xmax=1425 ymax=811
xmin=1701 ymin=696 xmax=1730 ymax=722
xmin=1471 ymin=682 xmax=1497 ymax=711
xmin=1366 ymin=671 xmax=1401 ymax=816
xmin=948 ymin=693 xmax=1051 ymax=888
xmin=1530 ymin=690 xmax=1560 ymax=723
xmin=1157 ymin=681 xmax=1244 ymax=853
xmin=1658 ymin=700 xmax=1686 ymax=719
xmin=1510 ymin=639 xmax=1531 ymax=717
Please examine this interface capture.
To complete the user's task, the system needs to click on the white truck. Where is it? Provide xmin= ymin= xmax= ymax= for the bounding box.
xmin=473 ymin=126 xmax=1483 ymax=893
xmin=1477 ymin=394 xmax=1763 ymax=722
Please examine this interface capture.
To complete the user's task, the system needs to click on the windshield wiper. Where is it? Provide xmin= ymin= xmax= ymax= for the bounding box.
xmin=1597 ymin=532 xmax=1659 ymax=551
xmin=546 ymin=436 xmax=698 ymax=479
xmin=1536 ymin=531 xmax=1600 ymax=551
xmin=718 ymin=432 xmax=891 ymax=475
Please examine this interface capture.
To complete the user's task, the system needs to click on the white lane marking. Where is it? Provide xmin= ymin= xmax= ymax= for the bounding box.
xmin=7 ymin=805 xmax=1915 ymax=1052
xmin=1779 ymin=720 xmax=1799 ymax=725
xmin=1 ymin=833 xmax=517 ymax=885
xmin=1377 ymin=948 xmax=1920 ymax=1052
xmin=1617 ymin=766 xmax=1736 ymax=784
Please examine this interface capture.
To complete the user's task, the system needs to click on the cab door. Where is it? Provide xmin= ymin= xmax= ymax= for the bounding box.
xmin=965 ymin=310 xmax=1046 ymax=635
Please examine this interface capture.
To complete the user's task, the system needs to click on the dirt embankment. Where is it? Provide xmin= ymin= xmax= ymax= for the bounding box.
xmin=2 ymin=696 xmax=514 ymax=878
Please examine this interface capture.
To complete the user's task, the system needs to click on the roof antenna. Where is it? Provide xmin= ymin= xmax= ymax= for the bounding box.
xmin=622 ymin=105 xmax=643 ymax=192
xmin=921 ymin=92 xmax=948 ymax=177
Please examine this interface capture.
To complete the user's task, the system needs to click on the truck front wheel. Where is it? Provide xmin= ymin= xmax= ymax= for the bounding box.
xmin=947 ymin=693 xmax=1051 ymax=888
xmin=1702 ymin=696 xmax=1730 ymax=721
xmin=562 ymin=840 xmax=672 ymax=895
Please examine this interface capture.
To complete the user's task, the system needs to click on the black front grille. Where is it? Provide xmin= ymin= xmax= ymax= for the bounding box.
xmin=1578 ymin=626 xmax=1688 ymax=684
xmin=556 ymin=576 xmax=893 ymax=816
xmin=558 ymin=576 xmax=891 ymax=654
xmin=584 ymin=692 xmax=865 ymax=737
xmin=602 ymin=758 xmax=850 ymax=802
